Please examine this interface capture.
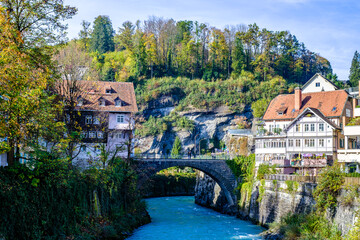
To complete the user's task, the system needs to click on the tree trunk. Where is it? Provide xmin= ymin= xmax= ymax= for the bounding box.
xmin=7 ymin=146 xmax=15 ymax=166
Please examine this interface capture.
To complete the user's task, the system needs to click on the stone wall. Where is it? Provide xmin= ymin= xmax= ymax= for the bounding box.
xmin=195 ymin=176 xmax=360 ymax=235
xmin=194 ymin=171 xmax=236 ymax=215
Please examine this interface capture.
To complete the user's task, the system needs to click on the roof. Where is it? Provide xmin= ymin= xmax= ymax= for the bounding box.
xmin=263 ymin=89 xmax=349 ymax=121
xmin=284 ymin=107 xmax=341 ymax=131
xmin=61 ymin=80 xmax=138 ymax=113
xmin=302 ymin=73 xmax=338 ymax=91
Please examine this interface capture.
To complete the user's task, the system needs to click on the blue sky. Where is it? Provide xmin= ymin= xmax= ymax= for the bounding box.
xmin=64 ymin=0 xmax=360 ymax=80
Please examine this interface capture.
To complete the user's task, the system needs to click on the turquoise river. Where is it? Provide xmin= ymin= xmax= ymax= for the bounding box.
xmin=127 ymin=196 xmax=265 ymax=240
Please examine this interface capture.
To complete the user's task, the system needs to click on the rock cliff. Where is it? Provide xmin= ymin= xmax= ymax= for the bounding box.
xmin=195 ymin=177 xmax=360 ymax=236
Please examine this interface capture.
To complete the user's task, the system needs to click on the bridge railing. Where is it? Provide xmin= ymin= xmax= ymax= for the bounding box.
xmin=133 ymin=153 xmax=231 ymax=160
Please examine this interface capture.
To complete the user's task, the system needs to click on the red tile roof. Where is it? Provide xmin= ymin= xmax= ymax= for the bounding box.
xmin=263 ymin=90 xmax=349 ymax=120
xmin=70 ymin=80 xmax=138 ymax=113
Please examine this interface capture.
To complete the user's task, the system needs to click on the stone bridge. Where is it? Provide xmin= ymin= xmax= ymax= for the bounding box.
xmin=133 ymin=157 xmax=237 ymax=206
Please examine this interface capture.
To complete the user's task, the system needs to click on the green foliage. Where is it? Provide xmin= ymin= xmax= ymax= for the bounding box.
xmin=347 ymin=117 xmax=360 ymax=126
xmin=90 ymin=15 xmax=115 ymax=54
xmin=164 ymin=112 xmax=195 ymax=132
xmin=135 ymin=116 xmax=168 ymax=137
xmin=257 ymin=164 xmax=278 ymax=180
xmin=313 ymin=164 xmax=345 ymax=213
xmin=136 ymin=74 xmax=288 ymax=113
xmin=0 ymin=158 xmax=149 ymax=239
xmin=285 ymin=180 xmax=299 ymax=195
xmin=346 ymin=211 xmax=360 ymax=240
xmin=226 ymin=154 xmax=256 ymax=208
xmin=258 ymin=179 xmax=266 ymax=203
xmin=171 ymin=136 xmax=182 ymax=158
xmin=146 ymin=167 xmax=197 ymax=197
xmin=251 ymin=98 xmax=270 ymax=118
xmin=272 ymin=212 xmax=342 ymax=240
xmin=349 ymin=51 xmax=360 ymax=87
xmin=340 ymin=185 xmax=359 ymax=207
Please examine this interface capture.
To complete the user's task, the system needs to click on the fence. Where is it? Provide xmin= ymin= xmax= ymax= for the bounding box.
xmin=134 ymin=153 xmax=230 ymax=160
xmin=264 ymin=174 xmax=360 ymax=185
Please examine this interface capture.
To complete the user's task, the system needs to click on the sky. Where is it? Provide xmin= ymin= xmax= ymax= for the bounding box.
xmin=64 ymin=0 xmax=360 ymax=80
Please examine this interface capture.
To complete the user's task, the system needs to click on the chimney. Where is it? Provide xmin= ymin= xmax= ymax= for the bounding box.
xmin=295 ymin=87 xmax=302 ymax=111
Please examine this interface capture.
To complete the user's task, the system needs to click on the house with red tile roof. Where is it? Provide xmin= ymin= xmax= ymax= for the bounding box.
xmin=255 ymin=76 xmax=356 ymax=175
xmin=60 ymin=80 xmax=138 ymax=167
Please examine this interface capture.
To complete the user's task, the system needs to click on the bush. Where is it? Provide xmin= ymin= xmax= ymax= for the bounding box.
xmin=257 ymin=163 xmax=278 ymax=180
xmin=313 ymin=164 xmax=344 ymax=213
xmin=0 ymin=157 xmax=149 ymax=240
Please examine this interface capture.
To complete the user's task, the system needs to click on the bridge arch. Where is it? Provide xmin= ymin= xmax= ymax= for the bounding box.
xmin=134 ymin=159 xmax=237 ymax=206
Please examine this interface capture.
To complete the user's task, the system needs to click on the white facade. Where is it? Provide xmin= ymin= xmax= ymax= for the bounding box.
xmin=255 ymin=108 xmax=337 ymax=172
xmin=302 ymin=74 xmax=338 ymax=93
xmin=338 ymin=125 xmax=360 ymax=172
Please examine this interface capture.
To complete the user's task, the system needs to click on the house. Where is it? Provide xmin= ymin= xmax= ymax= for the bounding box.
xmin=337 ymin=81 xmax=360 ymax=173
xmin=64 ymin=80 xmax=138 ymax=167
xmin=301 ymin=73 xmax=338 ymax=93
xmin=255 ymin=76 xmax=354 ymax=175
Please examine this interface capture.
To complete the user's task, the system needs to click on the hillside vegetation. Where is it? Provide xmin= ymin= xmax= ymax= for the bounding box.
xmin=55 ymin=16 xmax=340 ymax=137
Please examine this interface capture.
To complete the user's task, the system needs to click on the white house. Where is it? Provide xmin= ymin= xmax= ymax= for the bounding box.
xmin=301 ymin=73 xmax=338 ymax=93
xmin=255 ymin=79 xmax=352 ymax=175
xmin=65 ymin=80 xmax=138 ymax=167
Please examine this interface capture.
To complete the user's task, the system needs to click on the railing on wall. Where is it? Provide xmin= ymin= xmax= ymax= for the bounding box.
xmin=264 ymin=174 xmax=360 ymax=185
xmin=133 ymin=153 xmax=231 ymax=160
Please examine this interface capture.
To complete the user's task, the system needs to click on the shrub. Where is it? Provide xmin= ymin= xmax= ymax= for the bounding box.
xmin=313 ymin=164 xmax=344 ymax=213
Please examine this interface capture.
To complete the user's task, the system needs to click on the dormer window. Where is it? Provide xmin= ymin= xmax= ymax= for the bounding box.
xmin=77 ymin=96 xmax=83 ymax=106
xmin=99 ymin=98 xmax=105 ymax=107
xmin=106 ymin=89 xmax=112 ymax=94
xmin=115 ymin=97 xmax=122 ymax=107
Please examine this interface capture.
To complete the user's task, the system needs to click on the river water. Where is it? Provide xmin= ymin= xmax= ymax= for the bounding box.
xmin=127 ymin=196 xmax=264 ymax=240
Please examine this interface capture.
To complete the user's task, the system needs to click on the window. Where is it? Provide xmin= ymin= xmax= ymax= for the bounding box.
xmin=77 ymin=98 xmax=83 ymax=106
xmin=296 ymin=124 xmax=301 ymax=132
xmin=332 ymin=107 xmax=337 ymax=111
xmin=288 ymin=139 xmax=293 ymax=147
xmin=106 ymin=89 xmax=112 ymax=94
xmin=117 ymin=115 xmax=124 ymax=123
xmin=310 ymin=124 xmax=315 ymax=132
xmin=97 ymin=131 xmax=103 ymax=139
xmin=80 ymin=145 xmax=86 ymax=152
xmin=319 ymin=123 xmax=324 ymax=132
xmin=115 ymin=99 xmax=121 ymax=107
xmin=296 ymin=139 xmax=301 ymax=147
xmin=99 ymin=99 xmax=105 ymax=106
xmin=346 ymin=109 xmax=351 ymax=117
xmin=89 ymin=131 xmax=96 ymax=139
xmin=340 ymin=138 xmax=344 ymax=148
xmin=85 ymin=115 xmax=92 ymax=124
xmin=304 ymin=124 xmax=309 ymax=132
xmin=315 ymin=82 xmax=320 ymax=87
xmin=305 ymin=139 xmax=309 ymax=147
xmin=319 ymin=139 xmax=324 ymax=147
xmin=309 ymin=139 xmax=315 ymax=147
xmin=93 ymin=117 xmax=100 ymax=125
xmin=81 ymin=131 xmax=88 ymax=139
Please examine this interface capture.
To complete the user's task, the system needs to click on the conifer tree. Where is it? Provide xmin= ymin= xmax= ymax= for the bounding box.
xmin=90 ymin=15 xmax=115 ymax=54
xmin=171 ymin=136 xmax=182 ymax=158
xmin=349 ymin=51 xmax=360 ymax=87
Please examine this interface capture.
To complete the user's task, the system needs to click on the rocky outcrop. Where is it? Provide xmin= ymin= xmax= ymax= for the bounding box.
xmin=194 ymin=171 xmax=237 ymax=215
xmin=195 ymin=177 xmax=360 ymax=236
xmin=138 ymin=104 xmax=253 ymax=154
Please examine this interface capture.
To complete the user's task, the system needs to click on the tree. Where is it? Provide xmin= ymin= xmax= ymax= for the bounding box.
xmin=0 ymin=8 xmax=63 ymax=166
xmin=231 ymin=36 xmax=246 ymax=77
xmin=349 ymin=51 xmax=360 ymax=87
xmin=171 ymin=136 xmax=182 ymax=158
xmin=251 ymin=98 xmax=270 ymax=118
xmin=0 ymin=0 xmax=77 ymax=46
xmin=78 ymin=20 xmax=91 ymax=51
xmin=90 ymin=15 xmax=115 ymax=54
xmin=53 ymin=41 xmax=96 ymax=161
